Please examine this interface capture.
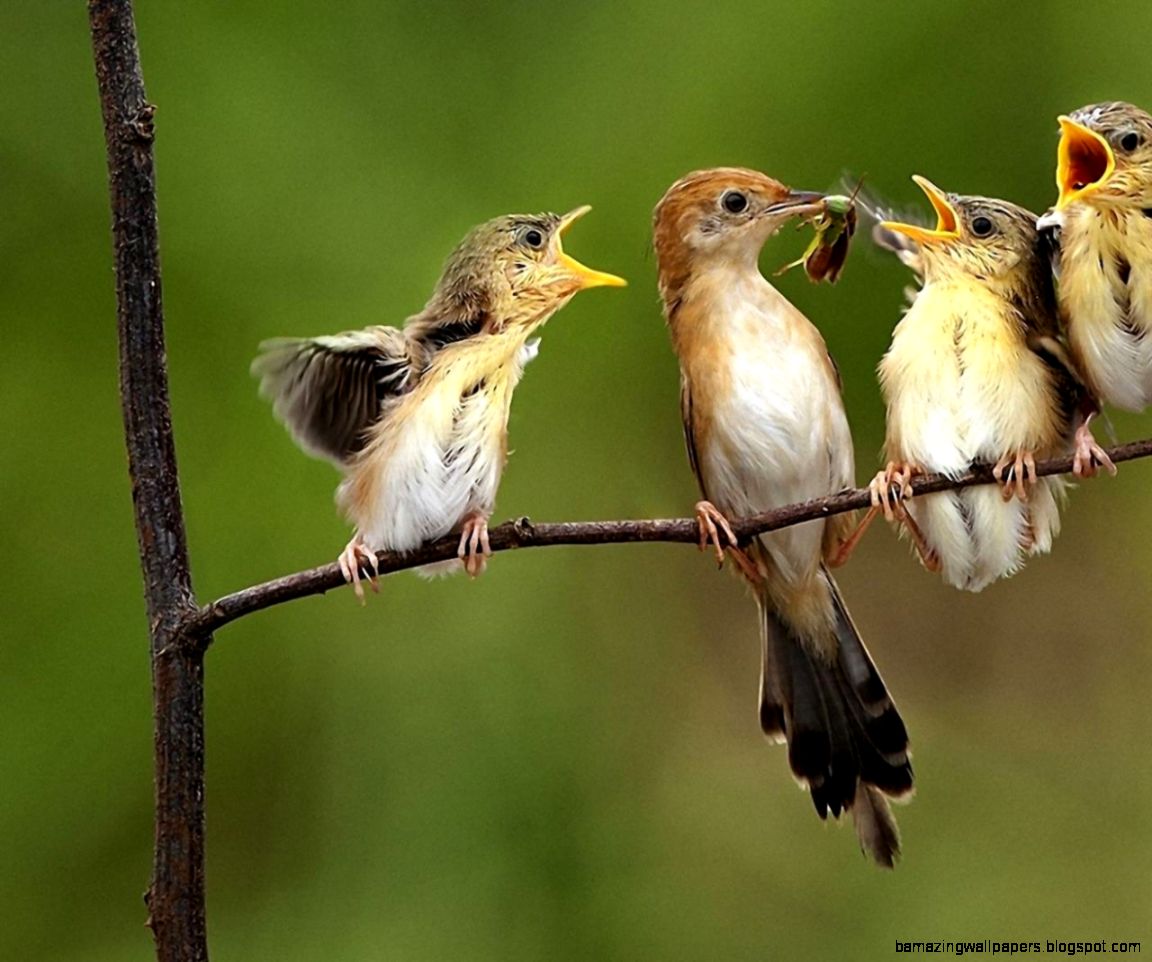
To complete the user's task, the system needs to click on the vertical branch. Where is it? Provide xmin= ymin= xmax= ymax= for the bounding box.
xmin=88 ymin=2 xmax=209 ymax=960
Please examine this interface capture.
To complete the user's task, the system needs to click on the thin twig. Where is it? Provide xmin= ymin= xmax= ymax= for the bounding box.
xmin=180 ymin=438 xmax=1152 ymax=645
xmin=89 ymin=2 xmax=209 ymax=959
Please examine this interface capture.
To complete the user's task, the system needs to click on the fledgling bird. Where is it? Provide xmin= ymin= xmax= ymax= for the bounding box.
xmin=870 ymin=176 xmax=1097 ymax=592
xmin=254 ymin=207 xmax=625 ymax=598
xmin=654 ymin=167 xmax=913 ymax=867
xmin=1038 ymin=101 xmax=1152 ymax=427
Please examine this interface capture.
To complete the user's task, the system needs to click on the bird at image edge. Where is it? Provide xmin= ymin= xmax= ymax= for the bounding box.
xmin=653 ymin=167 xmax=913 ymax=867
xmin=1038 ymin=101 xmax=1152 ymax=420
xmin=254 ymin=207 xmax=625 ymax=599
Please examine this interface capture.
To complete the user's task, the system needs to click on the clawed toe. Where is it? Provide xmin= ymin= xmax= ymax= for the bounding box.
xmin=338 ymin=536 xmax=379 ymax=605
xmin=865 ymin=462 xmax=939 ymax=570
xmin=457 ymin=512 xmax=492 ymax=578
xmin=695 ymin=500 xmax=737 ymax=566
xmin=1073 ymin=418 xmax=1117 ymax=479
xmin=695 ymin=500 xmax=738 ymax=567
xmin=694 ymin=501 xmax=761 ymax=582
xmin=869 ymin=462 xmax=916 ymax=522
xmin=993 ymin=451 xmax=1037 ymax=502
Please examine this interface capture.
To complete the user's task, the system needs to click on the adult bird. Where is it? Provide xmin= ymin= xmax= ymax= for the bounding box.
xmin=1038 ymin=101 xmax=1152 ymax=426
xmin=870 ymin=176 xmax=1102 ymax=592
xmin=653 ymin=167 xmax=913 ymax=867
xmin=254 ymin=207 xmax=625 ymax=599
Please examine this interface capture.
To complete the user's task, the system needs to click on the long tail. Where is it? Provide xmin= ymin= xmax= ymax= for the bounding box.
xmin=758 ymin=572 xmax=913 ymax=867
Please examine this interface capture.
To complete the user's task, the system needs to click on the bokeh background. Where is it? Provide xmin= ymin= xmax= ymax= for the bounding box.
xmin=6 ymin=1 xmax=1152 ymax=959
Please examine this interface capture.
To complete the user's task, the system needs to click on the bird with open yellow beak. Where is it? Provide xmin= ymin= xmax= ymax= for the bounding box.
xmin=254 ymin=207 xmax=625 ymax=598
xmin=654 ymin=168 xmax=913 ymax=867
xmin=1038 ymin=101 xmax=1152 ymax=432
xmin=869 ymin=176 xmax=1096 ymax=592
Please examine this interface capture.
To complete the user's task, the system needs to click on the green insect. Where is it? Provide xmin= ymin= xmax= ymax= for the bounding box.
xmin=776 ymin=184 xmax=861 ymax=285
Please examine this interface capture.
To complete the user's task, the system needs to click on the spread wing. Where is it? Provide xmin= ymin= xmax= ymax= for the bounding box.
xmin=252 ymin=326 xmax=420 ymax=466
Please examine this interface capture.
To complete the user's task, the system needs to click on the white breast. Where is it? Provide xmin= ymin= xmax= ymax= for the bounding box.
xmin=342 ymin=340 xmax=529 ymax=553
xmin=688 ymin=272 xmax=853 ymax=586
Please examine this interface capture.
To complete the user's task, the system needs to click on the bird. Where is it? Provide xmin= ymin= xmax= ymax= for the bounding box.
xmin=868 ymin=175 xmax=1101 ymax=592
xmin=253 ymin=206 xmax=625 ymax=599
xmin=1037 ymin=101 xmax=1152 ymax=436
xmin=653 ymin=167 xmax=913 ymax=867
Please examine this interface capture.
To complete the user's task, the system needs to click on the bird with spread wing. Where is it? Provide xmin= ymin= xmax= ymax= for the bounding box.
xmin=254 ymin=207 xmax=625 ymax=599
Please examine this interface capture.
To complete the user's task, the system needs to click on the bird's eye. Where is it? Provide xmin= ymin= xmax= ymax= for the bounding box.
xmin=520 ymin=228 xmax=545 ymax=249
xmin=970 ymin=215 xmax=995 ymax=238
xmin=721 ymin=191 xmax=748 ymax=214
xmin=1120 ymin=131 xmax=1142 ymax=152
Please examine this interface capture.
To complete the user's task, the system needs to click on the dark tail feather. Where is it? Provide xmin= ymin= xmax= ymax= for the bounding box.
xmin=759 ymin=575 xmax=913 ymax=867
xmin=851 ymin=785 xmax=901 ymax=869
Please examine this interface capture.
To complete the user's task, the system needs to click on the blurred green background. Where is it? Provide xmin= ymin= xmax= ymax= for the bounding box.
xmin=5 ymin=1 xmax=1152 ymax=959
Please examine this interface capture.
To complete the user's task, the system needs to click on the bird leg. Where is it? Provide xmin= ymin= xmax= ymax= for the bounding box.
xmin=827 ymin=508 xmax=875 ymax=568
xmin=694 ymin=500 xmax=761 ymax=583
xmin=890 ymin=499 xmax=941 ymax=572
xmin=457 ymin=511 xmax=492 ymax=578
xmin=992 ymin=450 xmax=1037 ymax=502
xmin=1072 ymin=413 xmax=1117 ymax=478
xmin=832 ymin=461 xmax=915 ymax=565
xmin=832 ymin=462 xmax=938 ymax=571
xmin=337 ymin=534 xmax=380 ymax=604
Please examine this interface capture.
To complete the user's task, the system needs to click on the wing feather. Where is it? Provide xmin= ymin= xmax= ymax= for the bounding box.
xmin=252 ymin=326 xmax=419 ymax=466
xmin=680 ymin=378 xmax=710 ymax=500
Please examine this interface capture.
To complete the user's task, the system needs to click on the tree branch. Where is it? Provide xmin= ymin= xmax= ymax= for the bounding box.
xmin=181 ymin=438 xmax=1152 ymax=644
xmin=89 ymin=2 xmax=209 ymax=960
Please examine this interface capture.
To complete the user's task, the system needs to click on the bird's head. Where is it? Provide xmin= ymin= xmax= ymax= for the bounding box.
xmin=431 ymin=207 xmax=626 ymax=334
xmin=1051 ymin=101 xmax=1152 ymax=212
xmin=880 ymin=176 xmax=1042 ymax=288
xmin=652 ymin=167 xmax=826 ymax=300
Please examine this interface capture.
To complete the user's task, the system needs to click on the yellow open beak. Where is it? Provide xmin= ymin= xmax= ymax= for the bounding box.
xmin=880 ymin=175 xmax=960 ymax=244
xmin=556 ymin=206 xmax=627 ymax=289
xmin=1054 ymin=115 xmax=1115 ymax=209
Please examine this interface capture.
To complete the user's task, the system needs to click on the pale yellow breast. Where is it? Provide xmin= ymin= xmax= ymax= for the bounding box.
xmin=1060 ymin=206 xmax=1152 ymax=410
xmin=881 ymin=281 xmax=1063 ymax=471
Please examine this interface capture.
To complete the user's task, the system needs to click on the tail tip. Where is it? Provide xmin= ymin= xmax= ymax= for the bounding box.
xmin=851 ymin=784 xmax=902 ymax=868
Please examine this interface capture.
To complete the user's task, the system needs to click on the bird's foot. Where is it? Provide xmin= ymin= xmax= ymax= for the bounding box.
xmin=829 ymin=464 xmax=913 ymax=567
xmin=868 ymin=462 xmax=917 ymax=521
xmin=337 ymin=535 xmax=379 ymax=605
xmin=1072 ymin=416 xmax=1116 ymax=479
xmin=694 ymin=500 xmax=760 ymax=582
xmin=457 ymin=512 xmax=492 ymax=578
xmin=863 ymin=463 xmax=938 ymax=571
xmin=992 ymin=450 xmax=1037 ymax=502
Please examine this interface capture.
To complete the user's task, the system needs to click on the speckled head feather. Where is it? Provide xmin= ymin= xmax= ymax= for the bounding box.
xmin=882 ymin=177 xmax=1052 ymax=308
xmin=406 ymin=208 xmax=625 ymax=345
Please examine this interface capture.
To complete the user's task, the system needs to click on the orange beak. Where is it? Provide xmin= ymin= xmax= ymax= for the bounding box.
xmin=555 ymin=206 xmax=627 ymax=289
xmin=1054 ymin=115 xmax=1115 ymax=209
xmin=880 ymin=175 xmax=960 ymax=244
